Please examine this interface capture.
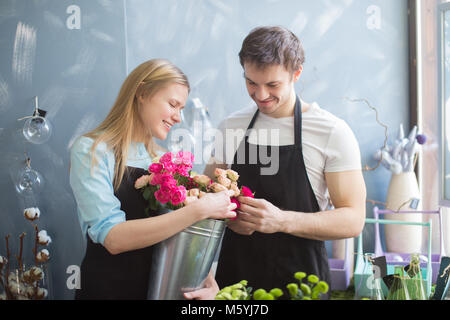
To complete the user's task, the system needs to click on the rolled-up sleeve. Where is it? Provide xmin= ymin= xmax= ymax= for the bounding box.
xmin=69 ymin=137 xmax=126 ymax=245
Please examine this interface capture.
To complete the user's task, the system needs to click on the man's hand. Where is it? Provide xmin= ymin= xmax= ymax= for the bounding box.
xmin=232 ymin=197 xmax=285 ymax=234
xmin=226 ymin=214 xmax=255 ymax=236
xmin=183 ymin=270 xmax=219 ymax=300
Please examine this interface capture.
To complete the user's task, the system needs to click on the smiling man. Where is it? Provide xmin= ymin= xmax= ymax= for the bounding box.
xmin=186 ymin=26 xmax=367 ymax=300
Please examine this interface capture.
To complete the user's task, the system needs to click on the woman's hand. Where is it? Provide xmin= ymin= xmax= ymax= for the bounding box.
xmin=184 ymin=270 xmax=219 ymax=300
xmin=194 ymin=189 xmax=237 ymax=220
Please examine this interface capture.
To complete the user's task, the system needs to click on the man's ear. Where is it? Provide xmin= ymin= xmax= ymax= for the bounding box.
xmin=293 ymin=66 xmax=303 ymax=82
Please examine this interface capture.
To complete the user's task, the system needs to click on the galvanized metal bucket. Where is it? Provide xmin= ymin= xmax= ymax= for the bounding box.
xmin=147 ymin=218 xmax=226 ymax=300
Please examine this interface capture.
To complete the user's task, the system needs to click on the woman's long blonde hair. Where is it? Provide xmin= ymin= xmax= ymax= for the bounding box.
xmin=84 ymin=59 xmax=190 ymax=190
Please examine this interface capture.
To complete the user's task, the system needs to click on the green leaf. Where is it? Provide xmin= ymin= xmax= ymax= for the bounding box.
xmin=149 ymin=196 xmax=159 ymax=211
xmin=142 ymin=187 xmax=152 ymax=200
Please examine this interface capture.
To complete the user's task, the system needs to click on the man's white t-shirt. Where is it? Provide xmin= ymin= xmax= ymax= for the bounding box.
xmin=212 ymin=101 xmax=362 ymax=211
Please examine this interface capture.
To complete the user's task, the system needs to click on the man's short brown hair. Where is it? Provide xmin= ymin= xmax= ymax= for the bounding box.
xmin=239 ymin=26 xmax=305 ymax=73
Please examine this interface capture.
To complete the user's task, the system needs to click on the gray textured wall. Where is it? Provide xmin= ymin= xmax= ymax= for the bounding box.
xmin=0 ymin=0 xmax=126 ymax=300
xmin=0 ymin=0 xmax=409 ymax=299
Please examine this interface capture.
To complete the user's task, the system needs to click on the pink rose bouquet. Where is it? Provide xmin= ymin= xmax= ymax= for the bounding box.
xmin=134 ymin=151 xmax=196 ymax=213
xmin=135 ymin=151 xmax=254 ymax=217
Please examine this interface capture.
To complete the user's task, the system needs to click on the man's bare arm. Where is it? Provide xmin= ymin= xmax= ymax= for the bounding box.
xmin=281 ymin=170 xmax=366 ymax=240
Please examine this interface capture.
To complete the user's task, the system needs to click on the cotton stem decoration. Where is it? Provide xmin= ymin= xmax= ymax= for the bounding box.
xmin=0 ymin=207 xmax=51 ymax=300
xmin=374 ymin=124 xmax=427 ymax=174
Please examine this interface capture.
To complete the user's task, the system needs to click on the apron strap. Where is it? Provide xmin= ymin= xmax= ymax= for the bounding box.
xmin=245 ymin=109 xmax=260 ymax=143
xmin=294 ymin=96 xmax=302 ymax=149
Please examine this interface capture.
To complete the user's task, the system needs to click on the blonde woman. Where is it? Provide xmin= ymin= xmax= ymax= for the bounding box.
xmin=69 ymin=59 xmax=236 ymax=300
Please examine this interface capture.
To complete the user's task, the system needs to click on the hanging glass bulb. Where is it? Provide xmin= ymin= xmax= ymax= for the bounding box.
xmin=20 ymin=96 xmax=52 ymax=144
xmin=15 ymin=158 xmax=44 ymax=196
xmin=191 ymin=97 xmax=215 ymax=170
xmin=23 ymin=116 xmax=52 ymax=144
xmin=192 ymin=97 xmax=213 ymax=131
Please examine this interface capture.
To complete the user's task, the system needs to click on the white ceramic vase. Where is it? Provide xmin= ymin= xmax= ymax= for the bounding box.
xmin=384 ymin=172 xmax=423 ymax=254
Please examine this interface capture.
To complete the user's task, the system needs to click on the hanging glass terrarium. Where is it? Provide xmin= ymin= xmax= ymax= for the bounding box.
xmin=15 ymin=157 xmax=44 ymax=197
xmin=19 ymin=96 xmax=52 ymax=144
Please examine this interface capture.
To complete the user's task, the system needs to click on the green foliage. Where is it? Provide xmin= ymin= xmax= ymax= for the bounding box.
xmin=269 ymin=288 xmax=283 ymax=299
xmin=142 ymin=184 xmax=161 ymax=214
xmin=300 ymin=283 xmax=311 ymax=296
xmin=286 ymin=273 xmax=329 ymax=300
xmin=294 ymin=272 xmax=306 ymax=281
xmin=307 ymin=274 xmax=319 ymax=285
xmin=141 ymin=183 xmax=184 ymax=216
xmin=316 ymin=281 xmax=329 ymax=294
xmin=215 ymin=272 xmax=329 ymax=301
xmin=215 ymin=280 xmax=251 ymax=300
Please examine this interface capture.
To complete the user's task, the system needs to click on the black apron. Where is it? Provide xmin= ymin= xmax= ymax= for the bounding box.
xmin=215 ymin=96 xmax=331 ymax=299
xmin=75 ymin=166 xmax=156 ymax=300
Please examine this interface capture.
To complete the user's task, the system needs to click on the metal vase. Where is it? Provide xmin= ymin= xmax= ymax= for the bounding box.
xmin=147 ymin=219 xmax=226 ymax=300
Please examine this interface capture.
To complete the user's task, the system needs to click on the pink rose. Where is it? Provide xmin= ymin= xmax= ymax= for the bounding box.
xmin=150 ymin=172 xmax=173 ymax=186
xmin=230 ymin=198 xmax=240 ymax=211
xmin=149 ymin=163 xmax=163 ymax=174
xmin=230 ymin=183 xmax=240 ymax=197
xmin=210 ymin=183 xmax=228 ymax=193
xmin=149 ymin=173 xmax=157 ymax=185
xmin=193 ymin=175 xmax=211 ymax=186
xmin=160 ymin=178 xmax=177 ymax=193
xmin=159 ymin=152 xmax=177 ymax=173
xmin=230 ymin=198 xmax=240 ymax=221
xmin=155 ymin=189 xmax=171 ymax=204
xmin=163 ymin=162 xmax=177 ymax=173
xmin=171 ymin=186 xmax=187 ymax=206
xmin=176 ymin=165 xmax=190 ymax=177
xmin=214 ymin=168 xmax=227 ymax=178
xmin=174 ymin=151 xmax=194 ymax=166
xmin=159 ymin=152 xmax=173 ymax=164
xmin=226 ymin=169 xmax=239 ymax=182
xmin=160 ymin=172 xmax=174 ymax=183
xmin=150 ymin=173 xmax=161 ymax=186
xmin=241 ymin=186 xmax=254 ymax=198
xmin=188 ymin=188 xmax=200 ymax=197
xmin=217 ymin=175 xmax=231 ymax=188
